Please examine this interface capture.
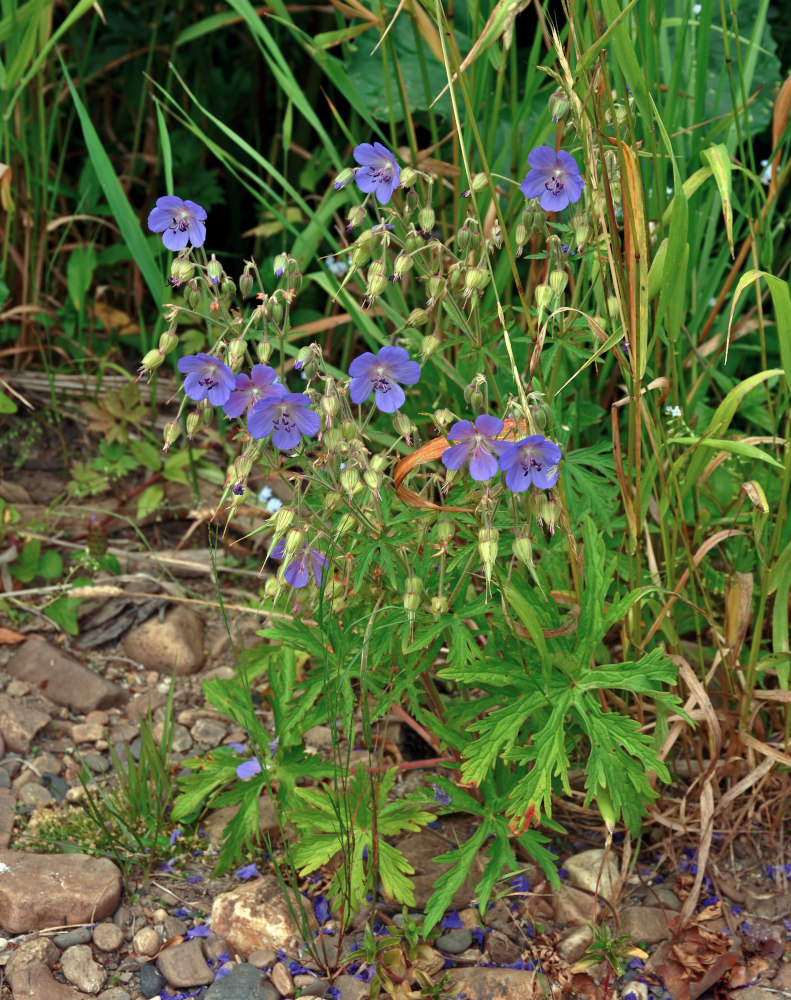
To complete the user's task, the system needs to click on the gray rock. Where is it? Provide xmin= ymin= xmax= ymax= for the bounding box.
xmin=205 ymin=962 xmax=279 ymax=999
xmin=621 ymin=905 xmax=672 ymax=944
xmin=97 ymin=989 xmax=132 ymax=1000
xmin=191 ymin=718 xmax=228 ymax=746
xmin=558 ymin=925 xmax=594 ymax=963
xmin=0 ymin=788 xmax=16 ymax=848
xmin=156 ymin=938 xmax=215 ymax=987
xmin=61 ymin=942 xmax=108 ymax=994
xmin=248 ymin=948 xmax=278 ymax=969
xmin=93 ymin=921 xmax=124 ymax=951
xmin=296 ymin=977 xmax=331 ymax=996
xmin=445 ymin=967 xmax=539 ymax=1000
xmin=139 ymin=962 xmax=166 ymax=998
xmin=332 ymin=974 xmax=370 ymax=1000
xmin=122 ymin=606 xmax=205 ymax=675
xmin=435 ymin=927 xmax=473 ymax=953
xmin=563 ymin=848 xmax=619 ymax=903
xmin=83 ymin=752 xmax=111 ymax=774
xmin=5 ymin=639 xmax=128 ymax=712
xmin=17 ymin=782 xmax=54 ymax=808
xmin=53 ymin=927 xmax=93 ymax=948
xmin=162 ymin=914 xmax=189 ymax=940
xmin=42 ymin=772 xmax=70 ymax=799
xmin=0 ymin=768 xmax=10 ymax=789
xmin=4 ymin=937 xmax=61 ymax=981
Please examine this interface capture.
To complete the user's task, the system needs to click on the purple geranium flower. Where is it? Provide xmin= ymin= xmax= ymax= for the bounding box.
xmin=177 ymin=353 xmax=235 ymax=406
xmin=186 ymin=924 xmax=212 ymax=938
xmin=236 ymin=759 xmax=262 ymax=779
xmin=147 ymin=195 xmax=207 ymax=251
xmin=520 ymin=147 xmax=584 ymax=212
xmin=236 ymin=863 xmax=261 ymax=879
xmin=271 ymin=539 xmax=328 ymax=589
xmin=353 ymin=142 xmax=400 ymax=204
xmin=348 ymin=345 xmax=420 ymax=413
xmin=442 ymin=415 xmax=507 ymax=481
xmin=499 ymin=435 xmax=562 ymax=492
xmin=222 ymin=365 xmax=279 ymax=418
xmin=248 ymin=385 xmax=321 ymax=448
xmin=432 ymin=783 xmax=452 ymax=806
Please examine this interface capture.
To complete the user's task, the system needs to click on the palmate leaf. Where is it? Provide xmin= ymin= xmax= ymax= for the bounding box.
xmin=424 ymin=824 xmax=490 ymax=933
xmin=378 ymin=840 xmax=417 ymax=907
xmin=460 ymin=690 xmax=551 ymax=787
xmin=577 ymin=646 xmax=681 ymax=700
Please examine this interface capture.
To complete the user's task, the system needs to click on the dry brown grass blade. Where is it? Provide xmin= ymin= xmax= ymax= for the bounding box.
xmin=662 ymin=655 xmax=722 ymax=777
xmin=677 ymin=780 xmax=715 ymax=929
xmin=768 ymin=72 xmax=791 ymax=200
xmin=644 ymin=529 xmax=747 ymax=644
xmin=724 ymin=571 xmax=753 ymax=669
xmin=738 ymin=729 xmax=791 ymax=767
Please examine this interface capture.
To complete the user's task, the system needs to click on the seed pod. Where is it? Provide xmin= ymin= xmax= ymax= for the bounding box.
xmin=272 ymin=506 xmax=295 ymax=538
xmin=186 ymin=411 xmax=202 ymax=440
xmin=365 ymin=260 xmax=388 ymax=299
xmin=436 ymin=520 xmax=454 ymax=545
xmin=363 ymin=469 xmax=382 ymax=494
xmin=513 ymin=537 xmax=533 ymax=567
xmin=434 ymin=408 xmax=453 ymax=430
xmin=351 ymin=242 xmax=371 ymax=268
xmin=320 ymin=394 xmax=339 ymax=421
xmin=400 ymin=166 xmax=418 ymax=188
xmin=283 ymin=528 xmax=306 ymax=556
xmin=477 ymin=526 xmax=499 ymax=586
xmin=228 ymin=337 xmax=247 ymax=368
xmin=393 ymin=253 xmax=413 ymax=279
xmin=418 ymin=206 xmax=435 ymax=233
xmin=469 ymin=173 xmax=489 ymax=193
xmin=158 ymin=330 xmax=178 ymax=355
xmin=405 ymin=227 xmax=423 ymax=254
xmin=239 ymin=271 xmax=254 ymax=298
xmin=430 ymin=595 xmax=449 ymax=618
xmin=428 ymin=274 xmax=444 ymax=299
xmin=406 ymin=308 xmax=429 ymax=327
xmin=340 ymin=467 xmax=361 ymax=494
xmin=257 ymin=339 xmax=274 ymax=364
xmin=140 ymin=348 xmax=165 ymax=374
xmin=463 ymin=266 xmax=490 ymax=292
xmin=336 ymin=513 xmax=356 ymax=535
xmin=393 ymin=411 xmax=415 ymax=440
xmin=162 ymin=421 xmax=181 ymax=452
xmin=515 ymin=222 xmax=528 ymax=257
xmin=420 ymin=333 xmax=440 ymax=359
xmin=535 ymin=283 xmax=553 ymax=314
xmin=548 ymin=269 xmax=568 ymax=298
xmin=403 ymin=575 xmax=423 ymax=619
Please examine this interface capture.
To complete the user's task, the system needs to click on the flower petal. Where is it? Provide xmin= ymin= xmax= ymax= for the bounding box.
xmin=349 ymin=376 xmax=374 ymax=405
xmin=474 ymin=414 xmax=504 ymax=437
xmin=187 ymin=220 xmax=206 ymax=248
xmin=447 ymin=420 xmax=475 ymax=443
xmin=442 ymin=440 xmax=474 ymax=471
xmin=348 ymin=352 xmax=377 ymax=378
xmin=163 ymin=227 xmax=189 ymax=251
xmin=527 ymin=146 xmax=559 ymax=170
xmin=182 ymin=199 xmax=207 ymax=220
xmin=374 ymin=382 xmax=405 ymax=412
xmin=468 ymin=446 xmax=499 ymax=481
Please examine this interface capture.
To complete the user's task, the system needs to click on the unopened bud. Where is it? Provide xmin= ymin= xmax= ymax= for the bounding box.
xmin=341 ymin=419 xmax=357 ymax=441
xmin=346 ymin=204 xmax=367 ymax=230
xmin=513 ymin=537 xmax=533 ymax=567
xmin=405 ymin=227 xmax=423 ymax=254
xmin=186 ymin=411 xmax=202 ymax=440
xmin=283 ymin=528 xmax=306 ymax=556
xmin=489 ymin=221 xmax=503 ymax=250
xmin=464 ymin=266 xmax=490 ymax=292
xmin=606 ymin=295 xmax=620 ymax=322
xmin=428 ymin=274 xmax=444 ymax=299
xmin=336 ymin=513 xmax=356 ymax=535
xmin=272 ymin=506 xmax=295 ymax=537
xmin=323 ymin=491 xmax=344 ymax=513
xmin=393 ymin=411 xmax=415 ymax=439
xmin=320 ymin=394 xmax=340 ymax=421
xmin=351 ymin=242 xmax=371 ymax=268
xmin=548 ymin=89 xmax=571 ymax=123
xmin=477 ymin=526 xmax=499 ymax=585
xmin=206 ymin=255 xmax=223 ymax=286
xmin=430 ymin=595 xmax=449 ymax=618
xmin=436 ymin=520 xmax=454 ymax=545
xmin=340 ymin=467 xmax=361 ymax=494
xmin=186 ymin=280 xmax=202 ymax=310
xmin=263 ymin=576 xmax=282 ymax=600
xmin=400 ymin=166 xmax=418 ymax=188
xmin=365 ymin=259 xmax=387 ymax=299
xmin=257 ymin=339 xmax=274 ymax=364
xmin=273 ymin=253 xmax=288 ymax=278
xmin=140 ymin=348 xmax=165 ymax=374
xmin=421 ymin=333 xmax=440 ymax=359
xmin=221 ymin=277 xmax=236 ymax=298
xmin=403 ymin=575 xmax=423 ymax=618
xmin=515 ymin=222 xmax=528 ymax=256
xmin=548 ymin=269 xmax=568 ymax=298
xmin=169 ymin=258 xmax=194 ymax=287
xmin=162 ymin=421 xmax=181 ymax=452
xmin=323 ymin=428 xmax=343 ymax=450
xmin=268 ymin=297 xmax=284 ymax=326
xmin=407 ymin=308 xmax=429 ymax=327
xmin=573 ymin=222 xmax=591 ymax=250
xmin=418 ymin=206 xmax=435 ymax=233
xmin=457 ymin=225 xmax=471 ymax=253
xmin=468 ymin=173 xmax=489 ymax=194
xmin=393 ymin=253 xmax=413 ymax=279
xmin=370 ymin=454 xmax=389 ymax=472
xmin=228 ymin=337 xmax=247 ymax=367
xmin=363 ymin=469 xmax=382 ymax=493
xmin=333 ymin=166 xmax=356 ymax=190
xmin=535 ymin=283 xmax=553 ymax=314
xmin=158 ymin=330 xmax=178 ymax=355
xmin=239 ymin=271 xmax=254 ymax=298
xmin=434 ymin=408 xmax=453 ymax=430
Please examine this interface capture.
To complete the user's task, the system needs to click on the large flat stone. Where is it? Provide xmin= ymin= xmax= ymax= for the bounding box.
xmin=5 ymin=639 xmax=128 ymax=713
xmin=211 ymin=876 xmax=312 ymax=958
xmin=0 ymin=695 xmax=51 ymax=754
xmin=0 ymin=850 xmax=122 ymax=933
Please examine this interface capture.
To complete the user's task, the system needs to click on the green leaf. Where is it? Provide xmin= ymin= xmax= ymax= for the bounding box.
xmin=46 ymin=596 xmax=80 ymax=635
xmin=424 ymin=824 xmax=490 ymax=933
xmin=136 ymin=485 xmax=164 ymax=522
xmin=66 ymin=245 xmax=96 ymax=313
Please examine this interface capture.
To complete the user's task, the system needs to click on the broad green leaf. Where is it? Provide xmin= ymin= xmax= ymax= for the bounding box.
xmin=701 ymin=144 xmax=734 ymax=256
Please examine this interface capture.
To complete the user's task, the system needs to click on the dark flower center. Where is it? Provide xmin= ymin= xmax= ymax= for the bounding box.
xmin=274 ymin=410 xmax=296 ymax=434
xmin=171 ymin=216 xmax=190 ymax=232
xmin=372 ymin=374 xmax=393 ymax=393
xmin=545 ymin=173 xmax=564 ymax=195
xmin=370 ymin=160 xmax=393 ymax=185
xmin=520 ymin=454 xmax=543 ymax=475
xmin=198 ymin=375 xmax=219 ymax=390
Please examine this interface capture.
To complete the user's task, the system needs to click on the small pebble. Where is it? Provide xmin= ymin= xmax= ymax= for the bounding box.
xmin=93 ymin=922 xmax=124 ymax=952
xmin=133 ymin=926 xmax=162 ymax=957
xmin=248 ymin=948 xmax=278 ymax=969
xmin=53 ymin=927 xmax=93 ymax=948
xmin=270 ymin=961 xmax=294 ymax=996
xmin=435 ymin=927 xmax=473 ymax=954
xmin=139 ymin=961 xmax=167 ymax=998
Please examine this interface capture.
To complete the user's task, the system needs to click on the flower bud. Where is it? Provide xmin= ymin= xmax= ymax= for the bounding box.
xmin=158 ymin=330 xmax=178 ymax=356
xmin=418 ymin=206 xmax=435 ymax=233
xmin=513 ymin=536 xmax=533 ymax=567
xmin=333 ymin=166 xmax=356 ymax=190
xmin=400 ymin=166 xmax=418 ymax=188
xmin=257 ymin=339 xmax=274 ymax=364
xmin=393 ymin=253 xmax=413 ymax=280
xmin=323 ymin=491 xmax=344 ymax=513
xmin=186 ymin=281 xmax=202 ymax=310
xmin=351 ymin=242 xmax=371 ymax=268
xmin=363 ymin=469 xmax=382 ymax=494
xmin=239 ymin=271 xmax=254 ymax=298
xmin=420 ymin=333 xmax=440 ymax=359
xmin=320 ymin=394 xmax=340 ymax=421
xmin=346 ymin=204 xmax=367 ymax=230
xmin=606 ymin=295 xmax=620 ymax=322
xmin=406 ymin=308 xmax=429 ymax=327
xmin=393 ymin=411 xmax=415 ymax=440
xmin=235 ymin=455 xmax=254 ymax=480
xmin=365 ymin=259 xmax=388 ymax=299
xmin=515 ymin=222 xmax=528 ymax=257
xmin=323 ymin=428 xmax=343 ymax=451
xmin=263 ymin=576 xmax=282 ymax=600
xmin=456 ymin=225 xmax=471 ymax=253
xmin=201 ymin=402 xmax=214 ymax=427
xmin=464 ymin=266 xmax=490 ymax=293
xmin=370 ymin=454 xmax=388 ymax=472
xmin=478 ymin=525 xmax=499 ymax=586
xmin=186 ymin=411 xmax=202 ymax=440
xmin=272 ymin=506 xmax=295 ymax=537
xmin=534 ymin=497 xmax=559 ymax=534
xmin=403 ymin=575 xmax=423 ymax=619
xmin=469 ymin=389 xmax=484 ymax=412
xmin=428 ymin=274 xmax=445 ymax=300
xmin=170 ymin=258 xmax=194 ymax=287
xmin=489 ymin=221 xmax=503 ymax=250
xmin=405 ymin=227 xmax=423 ymax=254
xmin=549 ymin=89 xmax=571 ymax=123
xmin=436 ymin=520 xmax=454 ymax=545
xmin=283 ymin=528 xmax=306 ymax=556
xmin=548 ymin=269 xmax=568 ymax=298
xmin=468 ymin=173 xmax=489 ymax=194
xmin=340 ymin=467 xmax=361 ymax=495
xmin=228 ymin=337 xmax=247 ymax=370
xmin=140 ymin=348 xmax=165 ymax=374
xmin=336 ymin=513 xmax=356 ymax=535
xmin=341 ymin=419 xmax=357 ymax=442
xmin=433 ymin=408 xmax=453 ymax=430
xmin=404 ymin=187 xmax=419 ymax=216
xmin=206 ymin=255 xmax=223 ymax=286
xmin=573 ymin=222 xmax=591 ymax=251
xmin=162 ymin=421 xmax=181 ymax=453
xmin=430 ymin=595 xmax=449 ymax=618
xmin=273 ymin=253 xmax=288 ymax=278
xmin=535 ymin=283 xmax=553 ymax=315
xmin=221 ymin=277 xmax=236 ymax=298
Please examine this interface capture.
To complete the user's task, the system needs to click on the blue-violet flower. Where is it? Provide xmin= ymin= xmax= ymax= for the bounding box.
xmin=147 ymin=195 xmax=207 ymax=251
xmin=248 ymin=385 xmax=320 ymax=449
xmin=352 ymin=142 xmax=400 ymax=205
xmin=348 ymin=345 xmax=420 ymax=413
xmin=499 ymin=435 xmax=562 ymax=492
xmin=520 ymin=147 xmax=584 ymax=212
xmin=442 ymin=415 xmax=508 ymax=481
xmin=222 ymin=365 xmax=279 ymax=418
xmin=177 ymin=353 xmax=235 ymax=406
xmin=271 ymin=539 xmax=328 ymax=589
